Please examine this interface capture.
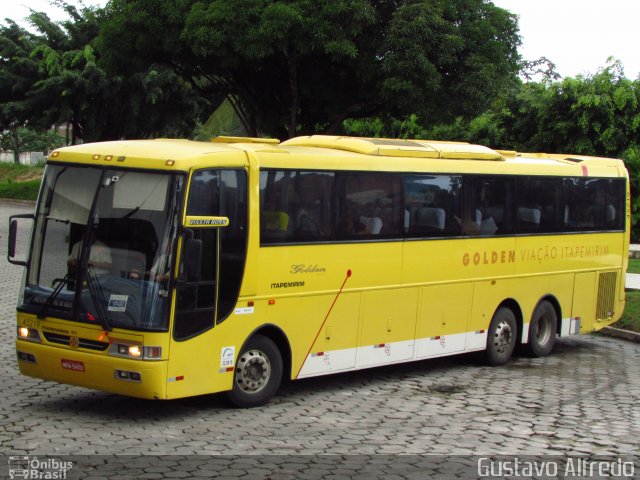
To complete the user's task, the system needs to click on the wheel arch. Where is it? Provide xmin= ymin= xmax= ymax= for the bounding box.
xmin=241 ymin=323 xmax=292 ymax=382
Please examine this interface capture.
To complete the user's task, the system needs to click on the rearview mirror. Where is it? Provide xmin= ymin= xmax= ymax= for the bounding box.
xmin=7 ymin=214 xmax=34 ymax=266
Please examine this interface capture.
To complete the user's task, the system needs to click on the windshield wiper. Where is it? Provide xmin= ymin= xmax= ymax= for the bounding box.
xmin=37 ymin=274 xmax=71 ymax=320
xmin=84 ymin=265 xmax=112 ymax=332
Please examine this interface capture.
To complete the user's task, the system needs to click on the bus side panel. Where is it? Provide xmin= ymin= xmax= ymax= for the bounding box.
xmin=415 ymin=283 xmax=472 ymax=357
xmin=356 ymin=288 xmax=418 ymax=368
xmin=296 ymin=292 xmax=361 ymax=378
xmin=167 ymin=327 xmax=230 ymax=399
xmin=571 ymin=272 xmax=597 ymax=333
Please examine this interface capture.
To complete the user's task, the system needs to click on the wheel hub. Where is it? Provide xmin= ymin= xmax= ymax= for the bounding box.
xmin=493 ymin=320 xmax=513 ymax=354
xmin=235 ymin=350 xmax=271 ymax=394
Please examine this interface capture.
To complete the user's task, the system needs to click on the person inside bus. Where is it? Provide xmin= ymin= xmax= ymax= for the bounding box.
xmin=293 ymin=177 xmax=325 ymax=239
xmin=68 ymin=238 xmax=113 ymax=276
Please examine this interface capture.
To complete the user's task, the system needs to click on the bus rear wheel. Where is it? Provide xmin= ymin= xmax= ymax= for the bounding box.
xmin=227 ymin=335 xmax=283 ymax=408
xmin=525 ymin=300 xmax=557 ymax=357
xmin=486 ymin=307 xmax=517 ymax=366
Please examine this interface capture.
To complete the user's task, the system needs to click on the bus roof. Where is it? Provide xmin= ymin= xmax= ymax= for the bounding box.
xmin=48 ymin=135 xmax=626 ymax=177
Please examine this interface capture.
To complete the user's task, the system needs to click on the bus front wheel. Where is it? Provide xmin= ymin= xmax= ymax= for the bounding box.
xmin=227 ymin=335 xmax=283 ymax=408
xmin=486 ymin=307 xmax=517 ymax=366
xmin=525 ymin=301 xmax=557 ymax=357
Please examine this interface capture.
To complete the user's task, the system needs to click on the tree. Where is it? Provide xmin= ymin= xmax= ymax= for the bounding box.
xmin=0 ymin=20 xmax=41 ymax=162
xmin=0 ymin=2 xmax=207 ymax=145
xmin=98 ymin=0 xmax=521 ymax=138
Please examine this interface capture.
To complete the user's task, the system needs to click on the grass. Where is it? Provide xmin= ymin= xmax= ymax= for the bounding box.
xmin=614 ymin=290 xmax=640 ymax=333
xmin=0 ymin=163 xmax=43 ymax=200
xmin=627 ymin=258 xmax=640 ymax=274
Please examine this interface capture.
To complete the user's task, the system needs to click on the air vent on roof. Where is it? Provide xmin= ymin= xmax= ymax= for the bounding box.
xmin=281 ymin=135 xmax=504 ymax=161
xmin=212 ymin=136 xmax=280 ymax=145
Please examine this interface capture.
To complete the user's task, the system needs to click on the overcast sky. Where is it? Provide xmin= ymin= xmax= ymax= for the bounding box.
xmin=492 ymin=0 xmax=640 ymax=79
xmin=3 ymin=0 xmax=640 ymax=79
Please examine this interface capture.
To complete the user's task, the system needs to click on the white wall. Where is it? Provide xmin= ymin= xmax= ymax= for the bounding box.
xmin=0 ymin=151 xmax=44 ymax=165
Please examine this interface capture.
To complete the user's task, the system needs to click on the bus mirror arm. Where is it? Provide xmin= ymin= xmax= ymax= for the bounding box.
xmin=8 ymin=214 xmax=34 ymax=266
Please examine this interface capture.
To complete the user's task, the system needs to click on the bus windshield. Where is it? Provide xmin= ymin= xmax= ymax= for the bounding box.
xmin=23 ymin=165 xmax=183 ymax=331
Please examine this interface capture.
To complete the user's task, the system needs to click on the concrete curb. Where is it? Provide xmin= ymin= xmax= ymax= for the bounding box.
xmin=598 ymin=326 xmax=640 ymax=343
xmin=0 ymin=198 xmax=36 ymax=206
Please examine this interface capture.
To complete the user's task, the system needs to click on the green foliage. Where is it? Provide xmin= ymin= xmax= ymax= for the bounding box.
xmin=0 ymin=179 xmax=40 ymax=200
xmin=193 ymin=99 xmax=248 ymax=141
xmin=615 ymin=290 xmax=640 ymax=333
xmin=622 ymin=146 xmax=640 ymax=243
xmin=0 ymin=127 xmax=65 ymax=154
xmin=0 ymin=163 xmax=43 ymax=200
xmin=99 ymin=0 xmax=521 ymax=138
xmin=628 ymin=259 xmax=640 ymax=275
xmin=0 ymin=2 xmax=206 ymax=144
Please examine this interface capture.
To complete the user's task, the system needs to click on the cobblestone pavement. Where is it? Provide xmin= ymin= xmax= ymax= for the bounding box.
xmin=0 ymin=201 xmax=639 ymax=477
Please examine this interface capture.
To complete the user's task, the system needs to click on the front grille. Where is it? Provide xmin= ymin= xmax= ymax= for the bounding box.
xmin=596 ymin=271 xmax=617 ymax=320
xmin=42 ymin=332 xmax=109 ymax=351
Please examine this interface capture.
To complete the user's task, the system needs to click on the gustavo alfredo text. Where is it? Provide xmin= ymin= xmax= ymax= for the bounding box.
xmin=478 ymin=457 xmax=635 ymax=478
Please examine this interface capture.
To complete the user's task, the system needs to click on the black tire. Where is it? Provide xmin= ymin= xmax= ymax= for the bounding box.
xmin=525 ymin=300 xmax=557 ymax=357
xmin=486 ymin=307 xmax=517 ymax=366
xmin=226 ymin=335 xmax=283 ymax=408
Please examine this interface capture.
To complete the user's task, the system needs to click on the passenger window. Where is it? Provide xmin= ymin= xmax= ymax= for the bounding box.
xmin=463 ymin=177 xmax=514 ymax=236
xmin=337 ymin=173 xmax=402 ymax=239
xmin=404 ymin=175 xmax=462 ymax=237
xmin=260 ymin=170 xmax=334 ymax=244
xmin=564 ymin=177 xmax=625 ymax=231
xmin=516 ymin=177 xmax=562 ymax=233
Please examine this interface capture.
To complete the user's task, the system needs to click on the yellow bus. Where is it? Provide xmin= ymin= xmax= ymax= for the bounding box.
xmin=9 ymin=135 xmax=629 ymax=407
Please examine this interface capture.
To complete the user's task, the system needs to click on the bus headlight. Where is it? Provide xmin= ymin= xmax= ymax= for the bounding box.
xmin=17 ymin=327 xmax=41 ymax=343
xmin=111 ymin=343 xmax=162 ymax=360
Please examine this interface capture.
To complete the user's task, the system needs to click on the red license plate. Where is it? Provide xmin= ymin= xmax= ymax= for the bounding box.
xmin=61 ymin=359 xmax=85 ymax=372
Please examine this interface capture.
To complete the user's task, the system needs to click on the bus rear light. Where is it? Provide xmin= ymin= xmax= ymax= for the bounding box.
xmin=17 ymin=327 xmax=41 ymax=343
xmin=17 ymin=351 xmax=36 ymax=363
xmin=115 ymin=370 xmax=141 ymax=382
xmin=143 ymin=346 xmax=162 ymax=359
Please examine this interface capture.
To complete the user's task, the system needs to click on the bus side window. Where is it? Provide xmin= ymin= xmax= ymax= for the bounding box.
xmin=516 ymin=177 xmax=562 ymax=233
xmin=337 ymin=173 xmax=402 ymax=239
xmin=465 ymin=176 xmax=514 ymax=236
xmin=259 ymin=170 xmax=334 ymax=243
xmin=404 ymin=175 xmax=461 ymax=237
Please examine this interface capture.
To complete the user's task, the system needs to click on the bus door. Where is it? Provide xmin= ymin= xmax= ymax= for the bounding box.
xmin=168 ymin=169 xmax=248 ymax=398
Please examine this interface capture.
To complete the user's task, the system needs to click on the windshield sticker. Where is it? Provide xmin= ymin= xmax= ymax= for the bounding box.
xmin=108 ymin=294 xmax=128 ymax=312
xmin=221 ymin=346 xmax=235 ymax=368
